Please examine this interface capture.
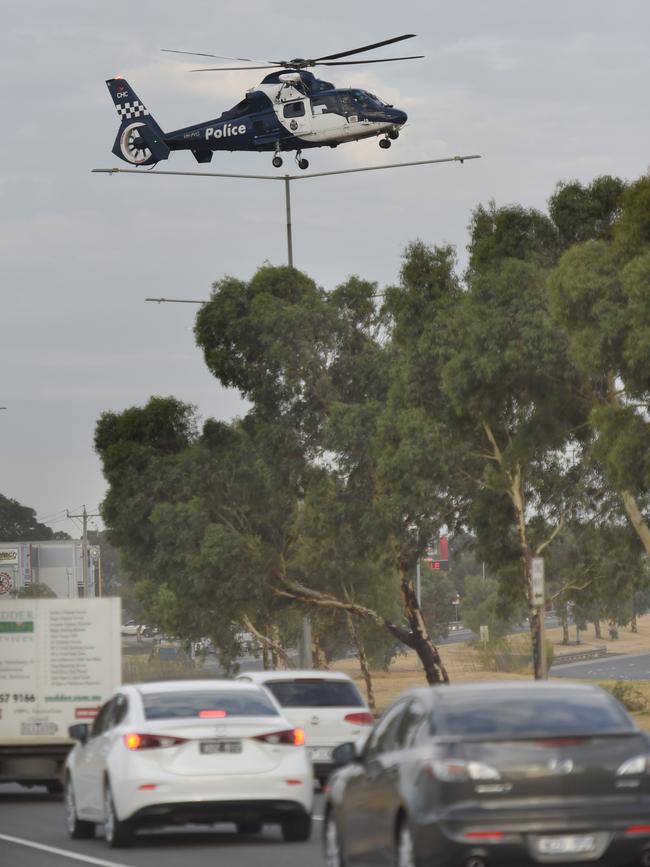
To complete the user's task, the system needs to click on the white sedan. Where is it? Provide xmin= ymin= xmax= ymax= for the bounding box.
xmin=64 ymin=679 xmax=313 ymax=847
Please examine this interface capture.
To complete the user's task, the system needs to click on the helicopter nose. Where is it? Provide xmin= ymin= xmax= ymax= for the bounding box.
xmin=393 ymin=109 xmax=407 ymax=125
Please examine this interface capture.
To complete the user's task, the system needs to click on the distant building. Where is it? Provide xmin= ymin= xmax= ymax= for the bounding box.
xmin=0 ymin=541 xmax=100 ymax=598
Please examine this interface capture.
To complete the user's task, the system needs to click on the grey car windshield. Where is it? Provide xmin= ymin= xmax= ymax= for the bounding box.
xmin=143 ymin=690 xmax=280 ymax=720
xmin=435 ymin=691 xmax=634 ymax=738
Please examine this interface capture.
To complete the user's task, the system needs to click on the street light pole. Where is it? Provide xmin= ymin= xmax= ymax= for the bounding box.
xmin=284 ymin=176 xmax=293 ymax=268
xmin=93 ymin=154 xmax=481 ymax=269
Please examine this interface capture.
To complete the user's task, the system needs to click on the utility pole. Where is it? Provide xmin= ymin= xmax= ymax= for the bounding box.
xmin=67 ymin=505 xmax=101 ymax=597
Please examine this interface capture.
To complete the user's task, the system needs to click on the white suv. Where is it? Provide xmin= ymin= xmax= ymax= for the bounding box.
xmin=237 ymin=670 xmax=374 ymax=784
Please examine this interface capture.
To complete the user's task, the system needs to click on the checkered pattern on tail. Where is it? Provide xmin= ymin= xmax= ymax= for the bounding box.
xmin=116 ymin=100 xmax=150 ymax=120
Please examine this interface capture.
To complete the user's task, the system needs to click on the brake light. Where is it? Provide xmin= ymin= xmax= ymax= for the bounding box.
xmin=344 ymin=712 xmax=375 ymax=725
xmin=254 ymin=728 xmax=305 ymax=746
xmin=123 ymin=733 xmax=187 ymax=750
xmin=198 ymin=710 xmax=227 ymax=718
xmin=464 ymin=831 xmax=504 ymax=841
xmin=626 ymin=826 xmax=650 ymax=836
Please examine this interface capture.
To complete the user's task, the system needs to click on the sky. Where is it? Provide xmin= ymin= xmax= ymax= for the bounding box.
xmin=2 ymin=0 xmax=649 ymax=537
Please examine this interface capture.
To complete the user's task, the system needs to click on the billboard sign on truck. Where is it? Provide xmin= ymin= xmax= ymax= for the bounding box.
xmin=0 ymin=598 xmax=121 ymax=746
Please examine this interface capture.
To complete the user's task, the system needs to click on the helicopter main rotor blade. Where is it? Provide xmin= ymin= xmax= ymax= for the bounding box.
xmin=317 ymin=55 xmax=424 ymax=66
xmin=312 ymin=33 xmax=416 ymax=62
xmin=190 ymin=65 xmax=282 ymax=72
xmin=162 ymin=48 xmax=279 ymax=64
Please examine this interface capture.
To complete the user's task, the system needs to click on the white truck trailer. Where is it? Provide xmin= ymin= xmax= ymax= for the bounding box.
xmin=0 ymin=597 xmax=121 ymax=791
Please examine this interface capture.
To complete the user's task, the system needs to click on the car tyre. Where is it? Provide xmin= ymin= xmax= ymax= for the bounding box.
xmin=281 ymin=811 xmax=312 ymax=842
xmin=323 ymin=810 xmax=345 ymax=866
xmin=104 ymin=783 xmax=133 ymax=848
xmin=65 ymin=778 xmax=95 ymax=839
xmin=47 ymin=780 xmax=64 ymax=795
xmin=236 ymin=819 xmax=263 ymax=834
xmin=395 ymin=817 xmax=416 ymax=867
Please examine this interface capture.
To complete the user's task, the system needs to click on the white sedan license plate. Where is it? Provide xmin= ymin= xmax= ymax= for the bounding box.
xmin=200 ymin=740 xmax=242 ymax=754
xmin=308 ymin=746 xmax=333 ymax=762
xmin=536 ymin=835 xmax=597 ymax=856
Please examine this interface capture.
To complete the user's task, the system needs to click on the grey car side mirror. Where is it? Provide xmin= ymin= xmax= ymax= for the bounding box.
xmin=68 ymin=723 xmax=89 ymax=744
xmin=332 ymin=741 xmax=359 ymax=766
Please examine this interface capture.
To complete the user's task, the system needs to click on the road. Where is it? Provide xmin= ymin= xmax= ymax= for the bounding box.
xmin=551 ymin=650 xmax=650 ymax=680
xmin=0 ymin=784 xmax=325 ymax=867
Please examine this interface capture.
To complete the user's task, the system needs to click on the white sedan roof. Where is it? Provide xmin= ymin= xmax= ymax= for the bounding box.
xmin=132 ymin=679 xmax=267 ymax=694
xmin=238 ymin=670 xmax=355 ymax=682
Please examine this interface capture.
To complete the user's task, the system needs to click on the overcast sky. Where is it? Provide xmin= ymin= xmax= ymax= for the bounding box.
xmin=2 ymin=0 xmax=649 ymax=537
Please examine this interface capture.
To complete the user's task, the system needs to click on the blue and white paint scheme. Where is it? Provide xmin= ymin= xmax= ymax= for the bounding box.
xmin=106 ymin=69 xmax=408 ymax=170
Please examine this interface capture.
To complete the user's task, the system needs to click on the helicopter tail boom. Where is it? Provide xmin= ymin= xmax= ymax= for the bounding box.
xmin=106 ymin=78 xmax=170 ymax=166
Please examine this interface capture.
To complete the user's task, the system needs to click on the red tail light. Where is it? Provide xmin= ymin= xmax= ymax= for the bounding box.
xmin=626 ymin=826 xmax=650 ymax=836
xmin=344 ymin=712 xmax=375 ymax=725
xmin=464 ymin=831 xmax=504 ymax=841
xmin=198 ymin=710 xmax=227 ymax=718
xmin=254 ymin=728 xmax=305 ymax=746
xmin=123 ymin=733 xmax=187 ymax=750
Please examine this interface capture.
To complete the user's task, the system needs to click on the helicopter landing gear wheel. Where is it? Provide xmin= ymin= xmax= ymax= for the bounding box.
xmin=388 ymin=128 xmax=400 ymax=140
xmin=120 ymin=123 xmax=152 ymax=165
xmin=298 ymin=158 xmax=309 ymax=170
xmin=272 ymin=155 xmax=283 ymax=168
xmin=379 ymin=137 xmax=392 ymax=149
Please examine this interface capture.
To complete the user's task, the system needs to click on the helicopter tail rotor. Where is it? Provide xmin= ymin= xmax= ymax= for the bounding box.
xmin=106 ymin=78 xmax=170 ymax=166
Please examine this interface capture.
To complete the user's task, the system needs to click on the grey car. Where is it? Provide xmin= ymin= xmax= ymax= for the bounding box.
xmin=323 ymin=681 xmax=650 ymax=867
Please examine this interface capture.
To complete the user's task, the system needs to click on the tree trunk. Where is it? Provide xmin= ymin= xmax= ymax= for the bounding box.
xmin=507 ymin=462 xmax=544 ymax=679
xmin=273 ymin=574 xmax=449 ymax=684
xmin=396 ymin=566 xmax=449 ymax=685
xmin=347 ymin=613 xmax=376 ymax=710
xmin=621 ymin=490 xmax=650 ymax=557
xmin=593 ymin=619 xmax=602 ymax=639
xmin=312 ymin=634 xmax=328 ymax=670
xmin=631 ymin=611 xmax=638 ymax=633
xmin=242 ymin=616 xmax=293 ymax=670
xmin=560 ymin=605 xmax=570 ymax=645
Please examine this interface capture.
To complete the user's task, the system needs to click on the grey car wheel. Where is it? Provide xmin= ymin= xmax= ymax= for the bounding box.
xmin=64 ymin=778 xmax=95 ymax=839
xmin=104 ymin=784 xmax=133 ymax=848
xmin=323 ymin=810 xmax=345 ymax=867
xmin=395 ymin=818 xmax=416 ymax=867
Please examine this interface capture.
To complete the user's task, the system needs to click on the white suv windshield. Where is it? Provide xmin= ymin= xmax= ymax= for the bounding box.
xmin=263 ymin=679 xmax=364 ymax=708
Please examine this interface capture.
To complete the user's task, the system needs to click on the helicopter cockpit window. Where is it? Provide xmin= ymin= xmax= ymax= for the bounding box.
xmin=311 ymin=95 xmax=340 ymax=116
xmin=349 ymin=90 xmax=383 ymax=109
xmin=283 ymin=101 xmax=306 ymax=118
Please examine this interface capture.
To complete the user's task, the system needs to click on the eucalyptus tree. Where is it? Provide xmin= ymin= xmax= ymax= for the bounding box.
xmin=547 ymin=174 xmax=650 ymax=557
xmin=195 ymin=264 xmax=451 ymax=683
xmin=382 ymin=210 xmax=590 ymax=677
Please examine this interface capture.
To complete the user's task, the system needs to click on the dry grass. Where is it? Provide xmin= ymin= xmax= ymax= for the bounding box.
xmin=333 ymin=615 xmax=650 ymax=729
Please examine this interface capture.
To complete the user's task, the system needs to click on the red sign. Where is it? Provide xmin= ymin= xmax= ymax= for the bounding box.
xmin=75 ymin=706 xmax=101 ymax=719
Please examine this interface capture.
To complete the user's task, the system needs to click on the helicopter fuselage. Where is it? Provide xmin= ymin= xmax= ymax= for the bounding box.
xmin=107 ymin=70 xmax=407 ymax=168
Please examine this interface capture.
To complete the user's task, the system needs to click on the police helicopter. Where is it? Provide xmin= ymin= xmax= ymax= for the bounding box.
xmin=106 ymin=34 xmax=422 ymax=170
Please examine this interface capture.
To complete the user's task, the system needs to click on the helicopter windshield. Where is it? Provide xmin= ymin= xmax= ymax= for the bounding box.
xmin=349 ymin=89 xmax=387 ymax=108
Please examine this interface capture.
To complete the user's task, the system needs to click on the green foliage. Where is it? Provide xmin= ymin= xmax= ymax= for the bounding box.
xmin=548 ymin=176 xmax=626 ymax=248
xmin=17 ymin=583 xmax=57 ymax=598
xmin=474 ymin=634 xmax=554 ymax=674
xmin=466 ymin=201 xmax=559 ymax=275
xmin=461 ymin=575 xmax=519 ymax=639
xmin=604 ymin=681 xmax=649 ymax=714
xmin=0 ymin=494 xmax=69 ymax=542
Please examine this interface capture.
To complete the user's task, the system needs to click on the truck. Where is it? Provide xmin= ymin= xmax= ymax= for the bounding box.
xmin=0 ymin=597 xmax=121 ymax=792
